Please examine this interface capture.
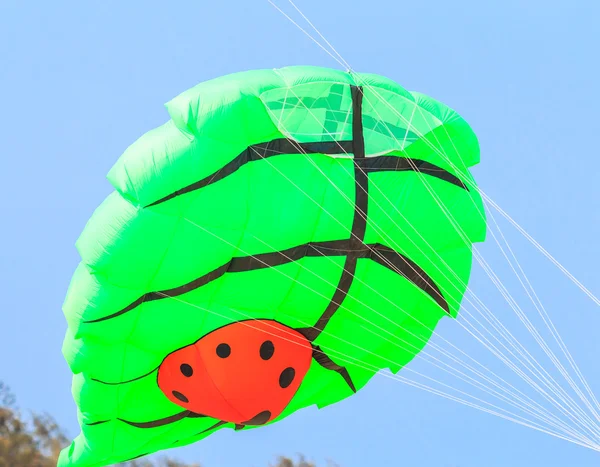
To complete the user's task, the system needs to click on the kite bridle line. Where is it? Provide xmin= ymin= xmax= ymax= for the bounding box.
xmin=261 ymin=72 xmax=600 ymax=439
xmin=262 ymin=0 xmax=600 ymax=447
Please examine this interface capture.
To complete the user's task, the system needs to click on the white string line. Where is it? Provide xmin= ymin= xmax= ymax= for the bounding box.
xmin=258 ymin=15 xmax=584 ymax=416
xmin=286 ymin=0 xmax=348 ymax=68
xmin=357 ymin=323 xmax=593 ymax=444
xmin=276 ymin=0 xmax=600 ymax=415
xmin=268 ymin=82 xmax=600 ymax=440
xmin=485 ymin=202 xmax=600 ymax=416
xmin=472 ymin=206 xmax=600 ymax=425
xmin=357 ymin=68 xmax=600 ymax=422
xmin=244 ymin=141 xmax=590 ymax=442
xmin=250 ymin=231 xmax=586 ymax=440
xmin=336 ymin=93 xmax=600 ymax=441
xmin=242 ymin=141 xmax=588 ymax=441
xmin=157 ymin=130 xmax=596 ymax=444
xmin=330 ymin=63 xmax=599 ymax=427
xmin=329 ymin=62 xmax=600 ymax=432
xmin=270 ymin=147 xmax=596 ymax=438
xmin=179 ymin=210 xmax=584 ymax=442
xmin=251 ymin=74 xmax=598 ymax=440
xmin=412 ymin=111 xmax=600 ymax=429
xmin=444 ymin=194 xmax=596 ymax=429
xmin=480 ymin=195 xmax=600 ymax=307
xmin=281 ymin=0 xmax=600 ymax=310
xmin=401 ymin=95 xmax=600 ymax=424
xmin=465 ymin=257 xmax=600 ymax=440
xmin=262 ymin=132 xmax=592 ymax=436
xmin=153 ymin=290 xmax=600 ymax=452
xmin=274 ymin=2 xmax=600 ymax=450
xmin=284 ymin=0 xmax=351 ymax=70
xmin=394 ymin=373 xmax=600 ymax=453
xmin=363 ymin=81 xmax=600 ymax=423
xmin=186 ymin=130 xmax=596 ymax=444
xmin=180 ymin=213 xmax=575 ymax=440
xmin=266 ymin=0 xmax=346 ymax=68
xmin=456 ymin=305 xmax=600 ymax=441
xmin=172 ymin=0 xmax=596 ymax=444
xmin=153 ymin=287 xmax=596 ymax=447
xmin=363 ymin=95 xmax=600 ymax=436
xmin=399 ymin=112 xmax=600 ymax=434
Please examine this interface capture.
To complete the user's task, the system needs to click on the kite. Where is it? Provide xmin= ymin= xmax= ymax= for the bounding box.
xmin=59 ymin=66 xmax=486 ymax=466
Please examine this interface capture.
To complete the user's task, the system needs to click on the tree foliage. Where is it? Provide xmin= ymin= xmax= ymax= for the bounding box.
xmin=0 ymin=381 xmax=67 ymax=467
xmin=269 ymin=455 xmax=315 ymax=467
xmin=0 ymin=382 xmax=329 ymax=467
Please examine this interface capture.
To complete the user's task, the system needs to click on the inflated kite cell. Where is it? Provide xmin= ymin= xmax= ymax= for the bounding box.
xmin=59 ymin=66 xmax=486 ymax=466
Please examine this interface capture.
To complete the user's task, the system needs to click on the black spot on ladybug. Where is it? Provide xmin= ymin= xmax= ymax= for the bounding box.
xmin=242 ymin=410 xmax=272 ymax=426
xmin=260 ymin=340 xmax=275 ymax=360
xmin=216 ymin=343 xmax=231 ymax=358
xmin=279 ymin=367 xmax=295 ymax=388
xmin=180 ymin=363 xmax=193 ymax=377
xmin=172 ymin=391 xmax=189 ymax=403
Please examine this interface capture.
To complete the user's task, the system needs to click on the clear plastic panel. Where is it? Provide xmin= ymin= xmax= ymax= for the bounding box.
xmin=261 ymin=82 xmax=443 ymax=157
xmin=362 ymin=87 xmax=442 ymax=155
xmin=261 ymin=82 xmax=354 ymax=144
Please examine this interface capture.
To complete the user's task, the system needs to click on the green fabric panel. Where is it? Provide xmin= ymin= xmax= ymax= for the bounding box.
xmin=59 ymin=66 xmax=486 ymax=466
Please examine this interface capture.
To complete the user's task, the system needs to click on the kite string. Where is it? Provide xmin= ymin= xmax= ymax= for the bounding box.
xmin=178 ymin=215 xmax=567 ymax=438
xmin=484 ymin=202 xmax=600 ymax=415
xmin=179 ymin=195 xmax=594 ymax=444
xmin=479 ymin=194 xmax=600 ymax=307
xmin=239 ymin=162 xmax=591 ymax=441
xmin=247 ymin=229 xmax=587 ymax=440
xmin=273 ymin=0 xmax=600 ymax=414
xmin=175 ymin=200 xmax=588 ymax=442
xmin=281 ymin=0 xmax=600 ymax=310
xmin=406 ymin=98 xmax=600 ymax=422
xmin=266 ymin=77 xmax=600 ymax=439
xmin=367 ymin=95 xmax=600 ymax=431
xmin=358 ymin=62 xmax=600 ymax=419
xmin=470 ymin=210 xmax=600 ymax=422
xmin=239 ymin=61 xmax=600 ymax=438
xmin=154 ymin=289 xmax=600 ymax=451
xmin=287 ymin=21 xmax=600 ymax=430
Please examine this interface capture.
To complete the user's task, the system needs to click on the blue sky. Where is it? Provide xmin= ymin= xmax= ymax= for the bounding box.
xmin=1 ymin=0 xmax=599 ymax=466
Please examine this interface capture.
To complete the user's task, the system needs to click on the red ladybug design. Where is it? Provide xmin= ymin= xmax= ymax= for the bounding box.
xmin=157 ymin=320 xmax=313 ymax=427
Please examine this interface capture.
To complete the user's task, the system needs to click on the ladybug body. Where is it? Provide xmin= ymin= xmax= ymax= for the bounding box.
xmin=157 ymin=320 xmax=313 ymax=426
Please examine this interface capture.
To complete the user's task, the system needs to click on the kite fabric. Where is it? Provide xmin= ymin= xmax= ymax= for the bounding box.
xmin=59 ymin=66 xmax=486 ymax=466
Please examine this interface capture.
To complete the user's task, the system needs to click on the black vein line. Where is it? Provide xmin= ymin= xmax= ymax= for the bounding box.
xmin=303 ymin=85 xmax=367 ymax=341
xmin=117 ymin=410 xmax=205 ymax=429
xmin=85 ymin=84 xmax=451 ymax=329
xmin=91 ymin=367 xmax=158 ymax=385
xmin=83 ymin=240 xmax=349 ymax=324
xmin=369 ymin=244 xmax=449 ymax=314
xmin=359 ymin=156 xmax=468 ymax=190
xmin=122 ymin=452 xmax=150 ymax=462
xmin=197 ymin=420 xmax=228 ymax=435
xmin=146 ymin=139 xmax=354 ymax=207
xmin=313 ymin=344 xmax=357 ymax=393
xmin=83 ymin=241 xmax=448 ymax=327
xmin=84 ymin=420 xmax=109 ymax=426
xmin=145 ymin=140 xmax=467 ymax=209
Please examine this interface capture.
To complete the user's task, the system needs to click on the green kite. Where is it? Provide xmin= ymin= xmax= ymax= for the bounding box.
xmin=59 ymin=66 xmax=486 ymax=466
